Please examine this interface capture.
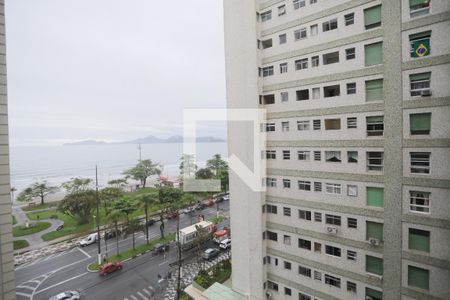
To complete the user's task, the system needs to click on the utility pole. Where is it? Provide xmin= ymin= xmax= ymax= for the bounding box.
xmin=138 ymin=143 xmax=142 ymax=162
xmin=95 ymin=165 xmax=102 ymax=265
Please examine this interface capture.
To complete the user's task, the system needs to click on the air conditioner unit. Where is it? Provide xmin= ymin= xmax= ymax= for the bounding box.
xmin=368 ymin=237 xmax=381 ymax=246
xmin=421 ymin=89 xmax=432 ymax=96
xmin=265 ymin=291 xmax=272 ymax=299
xmin=326 ymin=227 xmax=338 ymax=234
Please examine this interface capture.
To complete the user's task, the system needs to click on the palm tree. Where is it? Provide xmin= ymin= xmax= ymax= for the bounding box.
xmin=138 ymin=193 xmax=158 ymax=244
xmin=108 ymin=209 xmax=123 ymax=256
xmin=125 ymin=218 xmax=142 ymax=251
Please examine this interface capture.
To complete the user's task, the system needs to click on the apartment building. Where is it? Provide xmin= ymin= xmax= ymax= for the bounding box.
xmin=0 ymin=0 xmax=15 ymax=299
xmin=224 ymin=0 xmax=450 ymax=300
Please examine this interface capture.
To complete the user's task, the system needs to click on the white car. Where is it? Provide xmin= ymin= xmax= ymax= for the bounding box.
xmin=222 ymin=195 xmax=230 ymax=201
xmin=182 ymin=207 xmax=195 ymax=214
xmin=79 ymin=233 xmax=98 ymax=247
xmin=219 ymin=238 xmax=231 ymax=250
xmin=50 ymin=290 xmax=80 ymax=300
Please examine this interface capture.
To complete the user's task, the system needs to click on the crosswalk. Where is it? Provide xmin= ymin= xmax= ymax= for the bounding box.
xmin=16 ymin=272 xmax=55 ymax=299
xmin=15 ymin=250 xmax=71 ymax=270
xmin=124 ymin=285 xmax=158 ymax=300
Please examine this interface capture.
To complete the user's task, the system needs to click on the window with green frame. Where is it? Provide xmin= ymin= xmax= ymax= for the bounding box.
xmin=365 ymin=42 xmax=383 ymax=66
xmin=409 ymin=228 xmax=430 ymax=252
xmin=365 ymin=79 xmax=383 ymax=101
xmin=367 ymin=187 xmax=384 ymax=207
xmin=410 ymin=113 xmax=431 ymax=135
xmin=366 ymin=255 xmax=383 ymax=275
xmin=408 ymin=265 xmax=429 ymax=290
xmin=364 ymin=5 xmax=381 ymax=29
xmin=366 ymin=287 xmax=382 ymax=300
xmin=366 ymin=221 xmax=383 ymax=240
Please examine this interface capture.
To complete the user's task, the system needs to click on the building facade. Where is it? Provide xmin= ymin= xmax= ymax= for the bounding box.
xmin=224 ymin=0 xmax=450 ymax=300
xmin=0 ymin=0 xmax=15 ymax=299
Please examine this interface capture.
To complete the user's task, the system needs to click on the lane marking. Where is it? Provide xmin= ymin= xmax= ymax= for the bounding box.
xmin=158 ymin=261 xmax=168 ymax=266
xmin=15 ymin=291 xmax=31 ymax=297
xmin=131 ymin=295 xmax=139 ymax=300
xmin=137 ymin=291 xmax=149 ymax=300
xmin=142 ymin=288 xmax=152 ymax=296
xmin=76 ymin=247 xmax=91 ymax=258
xmin=16 ymin=286 xmax=34 ymax=291
xmin=35 ymin=272 xmax=89 ymax=295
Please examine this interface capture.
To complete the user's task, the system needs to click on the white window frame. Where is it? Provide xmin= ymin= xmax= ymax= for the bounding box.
xmin=282 ymin=150 xmax=290 ymax=160
xmin=261 ymin=10 xmax=272 ymax=22
xmin=310 ymin=24 xmax=318 ymax=36
xmin=279 ymin=33 xmax=287 ymax=44
xmin=347 ymin=185 xmax=358 ymax=197
xmin=325 ymin=183 xmax=341 ymax=194
xmin=347 ymin=117 xmax=357 ymax=129
xmin=281 ymin=121 xmax=290 ymax=131
xmin=344 ymin=13 xmax=354 ymax=26
xmin=293 ymin=0 xmax=306 ymax=10
xmin=280 ymin=63 xmax=288 ymax=74
xmin=325 ymin=151 xmax=342 ymax=163
xmin=322 ymin=18 xmax=338 ymax=32
xmin=346 ymin=82 xmax=356 ymax=94
xmin=264 ymin=123 xmax=275 ymax=132
xmin=266 ymin=177 xmax=277 ymax=187
xmin=283 ymin=235 xmax=291 ymax=245
xmin=298 ymin=180 xmax=311 ymax=191
xmin=410 ymin=78 xmax=431 ymax=97
xmin=283 ymin=179 xmax=291 ymax=189
xmin=297 ymin=150 xmax=310 ymax=161
xmin=313 ymin=151 xmax=321 ymax=161
xmin=278 ymin=4 xmax=286 ymax=16
xmin=347 ymin=250 xmax=357 ymax=261
xmin=265 ymin=150 xmax=276 ymax=159
xmin=367 ymin=151 xmax=384 ymax=171
xmin=262 ymin=66 xmax=274 ymax=77
xmin=410 ymin=152 xmax=431 ymax=174
xmin=313 ymin=119 xmax=321 ymax=130
xmin=297 ymin=120 xmax=310 ymax=131
xmin=294 ymin=28 xmax=307 ymax=41
xmin=311 ymin=56 xmax=319 ymax=67
xmin=409 ymin=191 xmax=430 ymax=214
xmin=346 ymin=47 xmax=356 ymax=60
xmin=324 ymin=274 xmax=341 ymax=288
xmin=281 ymin=92 xmax=289 ymax=102
xmin=295 ymin=58 xmax=308 ymax=70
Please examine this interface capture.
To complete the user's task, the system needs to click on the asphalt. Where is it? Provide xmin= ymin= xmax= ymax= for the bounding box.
xmin=15 ymin=201 xmax=229 ymax=300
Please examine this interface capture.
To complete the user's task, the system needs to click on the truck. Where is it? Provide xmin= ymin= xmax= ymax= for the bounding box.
xmin=177 ymin=220 xmax=216 ymax=250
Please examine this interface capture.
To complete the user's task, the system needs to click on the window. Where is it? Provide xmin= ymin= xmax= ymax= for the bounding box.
xmin=261 ymin=39 xmax=272 ymax=49
xmin=260 ymin=94 xmax=275 ymax=105
xmin=298 ymin=265 xmax=311 ymax=277
xmin=314 ymin=270 xmax=322 ymax=281
xmin=262 ymin=66 xmax=274 ymax=77
xmin=366 ymin=116 xmax=384 ymax=136
xmin=410 ymin=191 xmax=430 ymax=213
xmin=311 ymin=56 xmax=319 ymax=67
xmin=299 ymin=293 xmax=311 ymax=300
xmin=297 ymin=151 xmax=310 ymax=160
xmin=293 ymin=0 xmax=305 ymax=10
xmin=296 ymin=89 xmax=310 ymax=100
xmin=347 ymin=281 xmax=357 ymax=293
xmin=298 ymin=181 xmax=311 ymax=191
xmin=313 ymin=151 xmax=321 ymax=161
xmin=325 ymin=274 xmax=341 ymax=288
xmin=410 ymin=72 xmax=431 ymax=96
xmin=266 ymin=178 xmax=277 ymax=187
xmin=294 ymin=28 xmax=307 ymax=41
xmin=310 ymin=0 xmax=317 ymax=4
xmin=295 ymin=58 xmax=308 ymax=70
xmin=367 ymin=187 xmax=384 ymax=207
xmin=297 ymin=120 xmax=310 ymax=130
xmin=284 ymin=261 xmax=292 ymax=270
xmin=279 ymin=34 xmax=287 ymax=44
xmin=314 ymin=212 xmax=322 ymax=222
xmin=344 ymin=13 xmax=355 ymax=26
xmin=313 ymin=119 xmax=321 ymax=130
xmin=282 ymin=121 xmax=290 ymax=131
xmin=325 ymin=151 xmax=341 ymax=162
xmin=325 ymin=245 xmax=341 ymax=257
xmin=266 ymin=231 xmax=278 ymax=241
xmin=347 ymin=250 xmax=357 ymax=261
xmin=364 ymin=5 xmax=381 ymax=29
xmin=366 ymin=221 xmax=383 ymax=240
xmin=345 ymin=47 xmax=356 ymax=60
xmin=265 ymin=150 xmax=276 ymax=159
xmin=324 ymin=85 xmax=340 ymax=97
xmin=298 ymin=238 xmax=311 ymax=250
xmin=409 ymin=228 xmax=430 ymax=252
xmin=410 ymin=113 xmax=431 ymax=135
xmin=283 ymin=150 xmax=291 ymax=160
xmin=314 ymin=181 xmax=322 ymax=192
xmin=261 ymin=10 xmax=272 ymax=22
xmin=410 ymin=152 xmax=431 ymax=174
xmin=280 ymin=63 xmax=288 ymax=74
xmin=325 ymin=183 xmax=341 ymax=194
xmin=310 ymin=24 xmax=318 ymax=36
xmin=347 ymin=151 xmax=358 ymax=163
xmin=284 ymin=287 xmax=292 ymax=296
xmin=365 ymin=79 xmax=383 ymax=101
xmin=325 ymin=118 xmax=341 ymax=130
xmin=365 ymin=42 xmax=383 ymax=66
xmin=298 ymin=209 xmax=311 ymax=220
xmin=323 ymin=51 xmax=339 ymax=65
xmin=283 ymin=207 xmax=291 ymax=216
xmin=367 ymin=151 xmax=384 ymax=171
xmin=312 ymin=87 xmax=320 ymax=99
xmin=410 ymin=31 xmax=431 ymax=58
xmin=263 ymin=255 xmax=270 ymax=264
xmin=284 ymin=235 xmax=291 ymax=245
xmin=267 ymin=281 xmax=278 ymax=291
xmin=410 ymin=0 xmax=430 ymax=17
xmin=366 ymin=288 xmax=383 ymax=300
xmin=266 ymin=204 xmax=277 ymax=214
xmin=346 ymin=82 xmax=356 ymax=94
xmin=322 ymin=18 xmax=338 ymax=31
xmin=263 ymin=123 xmax=275 ymax=132
xmin=366 ymin=255 xmax=383 ymax=275
xmin=347 ymin=117 xmax=357 ymax=128
xmin=347 ymin=185 xmax=358 ymax=197
xmin=281 ymin=92 xmax=289 ymax=102
xmin=348 ymin=218 xmax=357 ymax=228
xmin=314 ymin=242 xmax=321 ymax=252
xmin=326 ymin=214 xmax=341 ymax=226
xmin=408 ymin=266 xmax=429 ymax=290
xmin=278 ymin=5 xmax=286 ymax=16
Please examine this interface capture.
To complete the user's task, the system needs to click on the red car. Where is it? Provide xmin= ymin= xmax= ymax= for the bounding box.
xmin=207 ymin=199 xmax=214 ymax=207
xmin=99 ymin=262 xmax=123 ymax=275
xmin=167 ymin=211 xmax=179 ymax=220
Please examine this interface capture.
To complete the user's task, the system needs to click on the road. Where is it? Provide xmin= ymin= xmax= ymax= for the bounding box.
xmin=15 ymin=201 xmax=229 ymax=300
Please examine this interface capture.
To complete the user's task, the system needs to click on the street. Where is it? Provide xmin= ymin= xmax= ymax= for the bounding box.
xmin=15 ymin=202 xmax=229 ymax=300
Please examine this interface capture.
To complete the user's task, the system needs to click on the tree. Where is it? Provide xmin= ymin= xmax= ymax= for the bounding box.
xmin=62 ymin=177 xmax=93 ymax=194
xmin=99 ymin=187 xmax=123 ymax=216
xmin=107 ymin=178 xmax=128 ymax=189
xmin=157 ymin=187 xmax=183 ymax=239
xmin=179 ymin=154 xmax=197 ymax=178
xmin=107 ymin=209 xmax=123 ymax=256
xmin=123 ymin=217 xmax=143 ymax=251
xmin=195 ymin=168 xmax=214 ymax=179
xmin=16 ymin=181 xmax=59 ymax=205
xmin=123 ymin=159 xmax=161 ymax=188
xmin=138 ymin=193 xmax=158 ymax=244
xmin=193 ymin=224 xmax=212 ymax=270
xmin=113 ymin=197 xmax=139 ymax=250
xmin=58 ymin=190 xmax=96 ymax=224
xmin=218 ymin=168 xmax=229 ymax=192
xmin=206 ymin=154 xmax=227 ymax=177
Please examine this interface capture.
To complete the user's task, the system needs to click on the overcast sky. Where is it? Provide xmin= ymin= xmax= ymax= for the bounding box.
xmin=5 ymin=0 xmax=227 ymax=146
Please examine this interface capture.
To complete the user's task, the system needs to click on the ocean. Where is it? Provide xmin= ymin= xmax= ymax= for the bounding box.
xmin=9 ymin=143 xmax=228 ymax=193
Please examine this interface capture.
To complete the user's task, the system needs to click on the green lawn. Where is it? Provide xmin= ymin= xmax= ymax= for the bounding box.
xmin=22 ymin=201 xmax=60 ymax=212
xmin=13 ymin=222 xmax=51 ymax=237
xmin=12 ymin=215 xmax=17 ymax=225
xmin=88 ymin=233 xmax=175 ymax=271
xmin=13 ymin=240 xmax=29 ymax=250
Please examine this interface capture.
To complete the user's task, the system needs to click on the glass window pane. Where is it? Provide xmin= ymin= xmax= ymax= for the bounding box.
xmin=367 ymin=187 xmax=384 ymax=207
xmin=364 ymin=5 xmax=381 ymax=27
xmin=409 ymin=228 xmax=430 ymax=252
xmin=366 ymin=255 xmax=383 ymax=275
xmin=408 ymin=266 xmax=429 ymax=289
xmin=365 ymin=42 xmax=383 ymax=66
xmin=410 ymin=113 xmax=431 ymax=134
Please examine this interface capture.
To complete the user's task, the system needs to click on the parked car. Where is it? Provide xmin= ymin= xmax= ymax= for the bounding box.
xmin=222 ymin=195 xmax=229 ymax=201
xmin=146 ymin=219 xmax=156 ymax=226
xmin=206 ymin=199 xmax=215 ymax=207
xmin=56 ymin=224 xmax=64 ymax=231
xmin=214 ymin=197 xmax=224 ymax=204
xmin=182 ymin=206 xmax=195 ymax=214
xmin=202 ymin=248 xmax=220 ymax=260
xmin=153 ymin=243 xmax=170 ymax=255
xmin=219 ymin=238 xmax=231 ymax=250
xmin=166 ymin=211 xmax=179 ymax=220
xmin=99 ymin=262 xmax=123 ymax=275
xmin=103 ymin=231 xmax=118 ymax=240
xmin=79 ymin=233 xmax=98 ymax=247
xmin=195 ymin=203 xmax=207 ymax=210
xmin=213 ymin=227 xmax=230 ymax=244
xmin=49 ymin=290 xmax=80 ymax=300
